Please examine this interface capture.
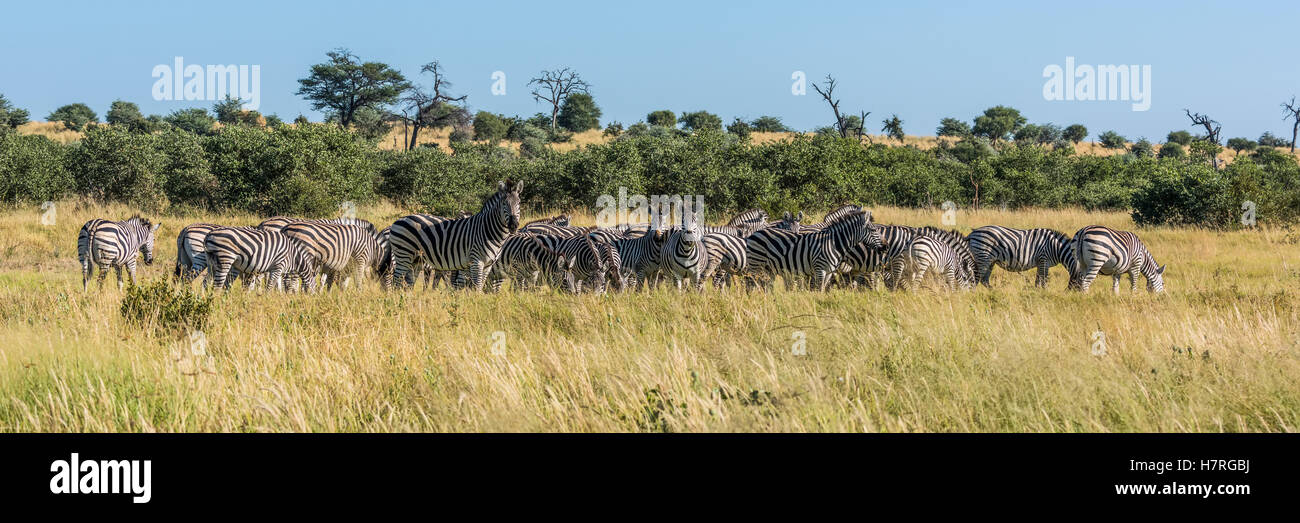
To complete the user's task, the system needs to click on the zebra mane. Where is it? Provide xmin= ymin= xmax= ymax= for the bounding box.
xmin=820 ymin=203 xmax=863 ymax=224
xmin=917 ymin=226 xmax=966 ymax=245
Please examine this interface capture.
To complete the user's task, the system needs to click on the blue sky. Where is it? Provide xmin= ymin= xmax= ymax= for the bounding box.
xmin=2 ymin=0 xmax=1298 ymax=141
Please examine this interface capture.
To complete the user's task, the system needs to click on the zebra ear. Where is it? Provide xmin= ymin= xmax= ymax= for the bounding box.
xmin=1157 ymin=264 xmax=1165 ymax=275
xmin=497 ymin=180 xmax=507 ymax=191
xmin=151 ymin=222 xmax=161 ymax=233
xmin=796 ymin=211 xmax=804 ymax=221
xmin=511 ymin=180 xmax=523 ymax=193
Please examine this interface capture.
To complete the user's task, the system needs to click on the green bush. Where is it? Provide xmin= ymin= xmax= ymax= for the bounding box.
xmin=557 ymin=93 xmax=601 ymax=132
xmin=120 ymin=279 xmax=215 ymax=337
xmin=68 ymin=126 xmax=167 ymax=209
xmin=1131 ymin=160 xmax=1233 ymax=227
xmin=647 ymin=110 xmax=676 ymax=128
xmin=47 ymin=103 xmax=98 ymax=132
xmin=0 ymin=133 xmax=72 ymax=203
xmin=473 ymin=111 xmax=508 ymax=142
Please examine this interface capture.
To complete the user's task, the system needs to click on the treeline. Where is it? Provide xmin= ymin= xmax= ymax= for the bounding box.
xmin=2 ymin=122 xmax=1298 ymax=227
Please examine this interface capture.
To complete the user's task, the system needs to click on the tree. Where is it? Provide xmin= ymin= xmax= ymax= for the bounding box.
xmin=971 ymin=106 xmax=1025 ymax=143
xmin=1098 ymin=130 xmax=1127 ymax=149
xmin=1166 ymin=130 xmax=1193 ymax=146
xmin=0 ymin=94 xmax=30 ymax=130
xmin=727 ymin=118 xmax=752 ymax=138
xmin=603 ymin=121 xmax=624 ymax=137
xmin=556 ymin=93 xmax=601 ymax=132
xmin=344 ymin=106 xmax=394 ymax=141
xmin=750 ymin=115 xmax=791 ymax=132
xmin=473 ymin=111 xmax=509 ymax=142
xmin=1283 ymin=97 xmax=1300 ymax=152
xmin=212 ymin=95 xmax=245 ymax=124
xmin=1130 ymin=138 xmax=1154 ymax=158
xmin=647 ymin=110 xmax=676 ymax=127
xmin=264 ymin=114 xmax=284 ymax=128
xmin=296 ymin=48 xmax=410 ymax=129
xmin=1157 ymin=142 xmax=1186 ymax=159
xmin=106 ymin=100 xmax=149 ymax=132
xmin=811 ymin=75 xmax=867 ymax=139
xmin=1062 ymin=124 xmax=1088 ymax=144
xmin=164 ymin=108 xmax=216 ymax=135
xmin=1258 ymin=131 xmax=1288 ymax=148
xmin=881 ymin=114 xmax=904 ymax=144
xmin=1184 ymin=109 xmax=1222 ymax=166
xmin=680 ymin=111 xmax=722 ymax=131
xmin=529 ymin=68 xmax=589 ymax=132
xmin=1226 ymin=137 xmax=1257 ymax=153
xmin=47 ymin=103 xmax=98 ymax=131
xmin=936 ymin=118 xmax=971 ymax=137
xmin=399 ymin=61 xmax=468 ymax=150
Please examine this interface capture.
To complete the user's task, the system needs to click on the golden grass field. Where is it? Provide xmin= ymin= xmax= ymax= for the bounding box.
xmin=0 ymin=201 xmax=1297 ymax=432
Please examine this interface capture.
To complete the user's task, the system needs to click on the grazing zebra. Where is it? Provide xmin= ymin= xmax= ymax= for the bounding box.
xmin=174 ymin=222 xmax=229 ymax=283
xmin=487 ymin=233 xmax=574 ymax=292
xmin=967 ymin=226 xmax=1074 ymax=288
xmin=745 ymin=210 xmax=880 ymax=291
xmin=726 ymin=208 xmax=769 ymax=229
xmin=526 ymin=229 xmax=623 ymax=293
xmin=894 ymin=230 xmax=975 ymax=291
xmin=204 ymin=227 xmax=318 ymax=292
xmin=258 ymin=216 xmax=375 ymax=233
xmin=1070 ymin=225 xmax=1166 ymax=293
xmin=281 ymin=222 xmax=383 ymax=290
xmin=79 ymin=217 xmax=161 ymax=291
xmin=841 ymin=224 xmax=916 ymax=289
xmin=388 ymin=180 xmax=523 ymax=291
xmin=771 ymin=211 xmax=802 ymax=232
xmin=800 ymin=203 xmax=864 ymax=232
xmin=700 ymin=231 xmax=747 ymax=289
xmin=659 ymin=223 xmax=709 ymax=290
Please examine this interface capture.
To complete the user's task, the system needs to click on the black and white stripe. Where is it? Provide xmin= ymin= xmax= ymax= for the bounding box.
xmin=893 ymin=229 xmax=975 ymax=291
xmin=700 ymin=231 xmax=747 ymax=289
xmin=281 ymin=222 xmax=383 ymax=290
xmin=1070 ymin=225 xmax=1166 ymax=293
xmin=659 ymin=223 xmax=708 ymax=290
xmin=487 ymin=233 xmax=573 ymax=292
xmin=203 ymin=227 xmax=319 ymax=292
xmin=388 ymin=180 xmax=523 ymax=291
xmin=79 ymin=217 xmax=160 ymax=291
xmin=745 ymin=210 xmax=880 ymax=291
xmin=967 ymin=226 xmax=1073 ymax=288
xmin=258 ymin=216 xmax=375 ymax=233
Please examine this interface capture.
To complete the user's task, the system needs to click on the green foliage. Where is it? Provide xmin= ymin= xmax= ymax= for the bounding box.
xmin=1189 ymin=140 xmax=1222 ymax=165
xmin=1166 ymin=131 xmax=1193 ymax=146
xmin=473 ymin=111 xmax=509 ymax=142
xmin=264 ymin=114 xmax=285 ymax=128
xmin=0 ymin=133 xmax=71 ymax=203
xmin=507 ymin=120 xmax=548 ymax=142
xmin=1131 ymin=160 xmax=1234 ymax=227
xmin=556 ymin=93 xmax=601 ymax=132
xmin=156 ymin=128 xmax=215 ymax=210
xmin=68 ymin=125 xmax=167 ymax=209
xmin=1158 ymin=142 xmax=1186 ymax=159
xmin=936 ymin=118 xmax=970 ymax=137
xmin=1258 ymin=131 xmax=1289 ymax=148
xmin=1098 ymin=130 xmax=1127 ymax=149
xmin=603 ymin=121 xmax=624 ymax=138
xmin=212 ymin=95 xmax=245 ymax=124
xmin=1130 ymin=138 xmax=1154 ymax=158
xmin=47 ymin=103 xmax=98 ymax=132
xmin=1062 ymin=124 xmax=1088 ymax=144
xmin=295 ymin=48 xmax=410 ymax=128
xmin=1226 ymin=137 xmax=1256 ymax=153
xmin=347 ymin=106 xmax=392 ymax=142
xmin=881 ymin=115 xmax=904 ymax=143
xmin=971 ymin=106 xmax=1026 ymax=143
xmin=106 ymin=100 xmax=150 ymax=133
xmin=679 ymin=111 xmax=722 ymax=131
xmin=119 ymin=279 xmax=214 ymax=337
xmin=164 ymin=108 xmax=217 ymax=135
xmin=727 ymin=118 xmax=752 ymax=139
xmin=0 ymin=94 xmax=31 ymax=129
xmin=750 ymin=116 xmax=791 ymax=133
xmin=646 ymin=110 xmax=676 ymax=128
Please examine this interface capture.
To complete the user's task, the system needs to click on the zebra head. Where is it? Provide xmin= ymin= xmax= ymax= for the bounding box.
xmin=826 ymin=210 xmax=877 ymax=252
xmin=493 ymin=180 xmax=523 ymax=232
xmin=775 ymin=211 xmax=802 ymax=231
xmin=129 ymin=217 xmax=161 ymax=265
xmin=1147 ymin=252 xmax=1167 ymax=293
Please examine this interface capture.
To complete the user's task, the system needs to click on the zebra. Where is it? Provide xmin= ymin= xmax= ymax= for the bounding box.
xmin=726 ymin=208 xmax=769 ymax=229
xmin=800 ymin=203 xmax=864 ymax=232
xmin=281 ymin=222 xmax=383 ymax=290
xmin=700 ymin=231 xmax=747 ymax=289
xmin=381 ymin=213 xmax=460 ymax=289
xmin=174 ymin=222 xmax=226 ymax=283
xmin=771 ymin=211 xmax=803 ymax=232
xmin=1069 ymin=225 xmax=1166 ymax=293
xmin=841 ymin=224 xmax=916 ymax=289
xmin=527 ymin=229 xmax=623 ymax=293
xmin=258 ymin=216 xmax=375 ymax=233
xmin=659 ymin=223 xmax=709 ymax=290
xmin=893 ymin=230 xmax=976 ymax=291
xmin=203 ymin=227 xmax=319 ymax=292
xmin=388 ymin=180 xmax=523 ymax=291
xmin=966 ymin=226 xmax=1074 ymax=288
xmin=606 ymin=226 xmax=668 ymax=290
xmin=79 ymin=217 xmax=161 ymax=291
xmin=745 ymin=210 xmax=880 ymax=291
xmin=487 ymin=233 xmax=574 ymax=292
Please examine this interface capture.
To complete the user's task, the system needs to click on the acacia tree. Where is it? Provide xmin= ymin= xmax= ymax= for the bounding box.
xmin=296 ymin=48 xmax=410 ymax=129
xmin=1283 ymin=96 xmax=1300 ymax=152
xmin=812 ymin=75 xmax=848 ymax=138
xmin=399 ymin=61 xmax=468 ymax=150
xmin=882 ymin=114 xmax=904 ymax=144
xmin=529 ymin=68 xmax=589 ymax=131
xmin=1184 ymin=109 xmax=1223 ymax=166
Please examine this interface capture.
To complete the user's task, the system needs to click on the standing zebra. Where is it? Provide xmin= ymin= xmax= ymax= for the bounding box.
xmin=174 ymin=222 xmax=225 ymax=282
xmin=841 ymin=224 xmax=916 ymax=289
xmin=79 ymin=217 xmax=161 ymax=291
xmin=487 ymin=233 xmax=574 ymax=292
xmin=281 ymin=222 xmax=383 ymax=290
xmin=204 ymin=227 xmax=319 ymax=292
xmin=966 ymin=226 xmax=1073 ymax=287
xmin=659 ymin=223 xmax=709 ymax=290
xmin=1070 ymin=225 xmax=1166 ymax=293
xmin=700 ymin=231 xmax=747 ymax=289
xmin=606 ymin=226 xmax=668 ymax=290
xmin=745 ymin=210 xmax=880 ymax=291
xmin=382 ymin=213 xmax=462 ymax=289
xmin=893 ymin=229 xmax=975 ymax=291
xmin=388 ymin=180 xmax=523 ymax=291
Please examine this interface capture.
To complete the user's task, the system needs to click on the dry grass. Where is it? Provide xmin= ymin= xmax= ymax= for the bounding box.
xmin=1 ymin=200 xmax=1297 ymax=432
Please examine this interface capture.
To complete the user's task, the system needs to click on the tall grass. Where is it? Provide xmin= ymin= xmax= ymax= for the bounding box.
xmin=0 ymin=201 xmax=1297 ymax=432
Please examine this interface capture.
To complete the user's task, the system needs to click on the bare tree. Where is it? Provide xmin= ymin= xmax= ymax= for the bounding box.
xmin=812 ymin=75 xmax=869 ymax=141
xmin=399 ymin=61 xmax=468 ymax=150
xmin=529 ymin=68 xmax=589 ymax=131
xmin=1184 ymin=109 xmax=1221 ymax=144
xmin=1283 ymin=96 xmax=1300 ymax=153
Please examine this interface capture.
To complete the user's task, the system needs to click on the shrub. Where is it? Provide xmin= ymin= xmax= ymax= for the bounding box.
xmin=0 ymin=94 xmax=31 ymax=130
xmin=120 ymin=279 xmax=215 ymax=337
xmin=47 ymin=103 xmax=98 ymax=132
xmin=1097 ymin=131 xmax=1127 ymax=149
xmin=1166 ymin=130 xmax=1193 ymax=146
xmin=1158 ymin=142 xmax=1186 ymax=159
xmin=0 ymin=133 xmax=72 ymax=203
xmin=727 ymin=118 xmax=752 ymax=138
xmin=1258 ymin=131 xmax=1289 ymax=148
xmin=1226 ymin=137 xmax=1257 ymax=153
xmin=679 ymin=111 xmax=722 ymax=132
xmin=937 ymin=118 xmax=971 ymax=137
xmin=67 ymin=126 xmax=167 ymax=209
xmin=556 ymin=93 xmax=601 ymax=132
xmin=165 ymin=108 xmax=217 ymax=135
xmin=106 ymin=100 xmax=150 ymax=132
xmin=473 ymin=112 xmax=508 ymax=142
xmin=1131 ymin=160 xmax=1233 ymax=227
xmin=1062 ymin=124 xmax=1088 ymax=144
xmin=1130 ymin=138 xmax=1154 ymax=158
xmin=971 ymin=106 xmax=1026 ymax=142
xmin=603 ymin=121 xmax=624 ymax=138
xmin=647 ymin=110 xmax=676 ymax=128
xmin=750 ymin=116 xmax=791 ymax=133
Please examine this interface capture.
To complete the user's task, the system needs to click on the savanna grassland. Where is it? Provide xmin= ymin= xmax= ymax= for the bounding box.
xmin=0 ymin=201 xmax=1298 ymax=432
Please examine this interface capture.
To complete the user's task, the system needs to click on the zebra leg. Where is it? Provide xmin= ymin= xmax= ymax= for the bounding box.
xmin=113 ymin=265 xmax=125 ymax=291
xmin=82 ymin=258 xmax=93 ymax=292
xmin=975 ymin=253 xmax=994 ymax=287
xmin=1035 ymin=259 xmax=1050 ymax=288
xmin=96 ymin=262 xmax=110 ymax=290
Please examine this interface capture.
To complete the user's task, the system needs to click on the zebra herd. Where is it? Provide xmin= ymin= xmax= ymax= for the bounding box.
xmin=75 ymin=180 xmax=1167 ymax=295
